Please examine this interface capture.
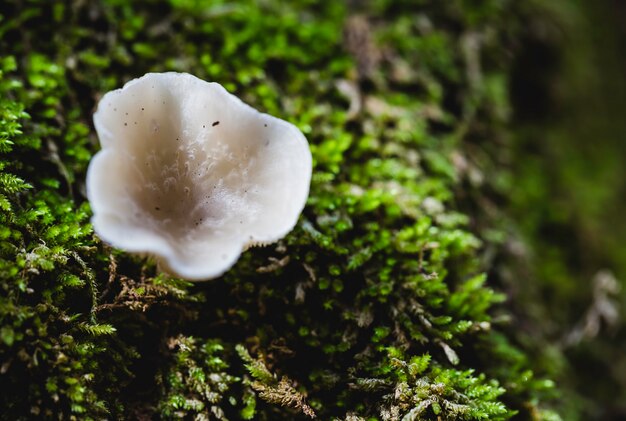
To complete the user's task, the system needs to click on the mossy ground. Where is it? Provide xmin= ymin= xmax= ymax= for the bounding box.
xmin=2 ymin=0 xmax=619 ymax=419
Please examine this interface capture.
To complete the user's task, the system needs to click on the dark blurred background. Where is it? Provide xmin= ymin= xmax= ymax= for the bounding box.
xmin=507 ymin=0 xmax=626 ymax=418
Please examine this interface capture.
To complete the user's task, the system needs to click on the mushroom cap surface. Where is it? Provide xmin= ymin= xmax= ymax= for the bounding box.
xmin=87 ymin=72 xmax=312 ymax=280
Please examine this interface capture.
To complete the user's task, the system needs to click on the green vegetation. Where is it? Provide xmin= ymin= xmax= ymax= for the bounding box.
xmin=3 ymin=0 xmax=621 ymax=419
xmin=503 ymin=1 xmax=626 ymax=418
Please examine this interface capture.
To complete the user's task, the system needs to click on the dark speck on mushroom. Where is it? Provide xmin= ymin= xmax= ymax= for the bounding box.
xmin=141 ymin=107 xmax=144 ymax=111
xmin=155 ymin=206 xmax=160 ymax=211
xmin=264 ymin=123 xmax=267 ymax=127
xmin=203 ymin=125 xmax=205 ymax=128
xmin=124 ymin=122 xmax=128 ymax=126
xmin=212 ymin=121 xmax=220 ymax=126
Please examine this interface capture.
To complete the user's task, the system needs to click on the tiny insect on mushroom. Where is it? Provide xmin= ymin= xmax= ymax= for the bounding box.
xmin=87 ymin=72 xmax=312 ymax=280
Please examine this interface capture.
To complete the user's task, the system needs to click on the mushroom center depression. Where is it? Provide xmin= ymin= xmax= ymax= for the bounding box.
xmin=133 ymin=131 xmax=260 ymax=242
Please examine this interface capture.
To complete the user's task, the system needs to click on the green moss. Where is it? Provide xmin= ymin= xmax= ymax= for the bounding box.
xmin=0 ymin=0 xmax=561 ymax=419
xmin=159 ymin=336 xmax=238 ymax=419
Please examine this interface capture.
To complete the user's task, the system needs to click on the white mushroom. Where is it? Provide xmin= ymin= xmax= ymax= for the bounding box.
xmin=87 ymin=72 xmax=312 ymax=280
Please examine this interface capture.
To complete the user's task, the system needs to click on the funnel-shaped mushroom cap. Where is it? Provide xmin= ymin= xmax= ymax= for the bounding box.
xmin=87 ymin=72 xmax=311 ymax=280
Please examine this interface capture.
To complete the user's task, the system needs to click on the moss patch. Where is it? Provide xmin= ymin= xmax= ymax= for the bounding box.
xmin=0 ymin=1 xmax=560 ymax=419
